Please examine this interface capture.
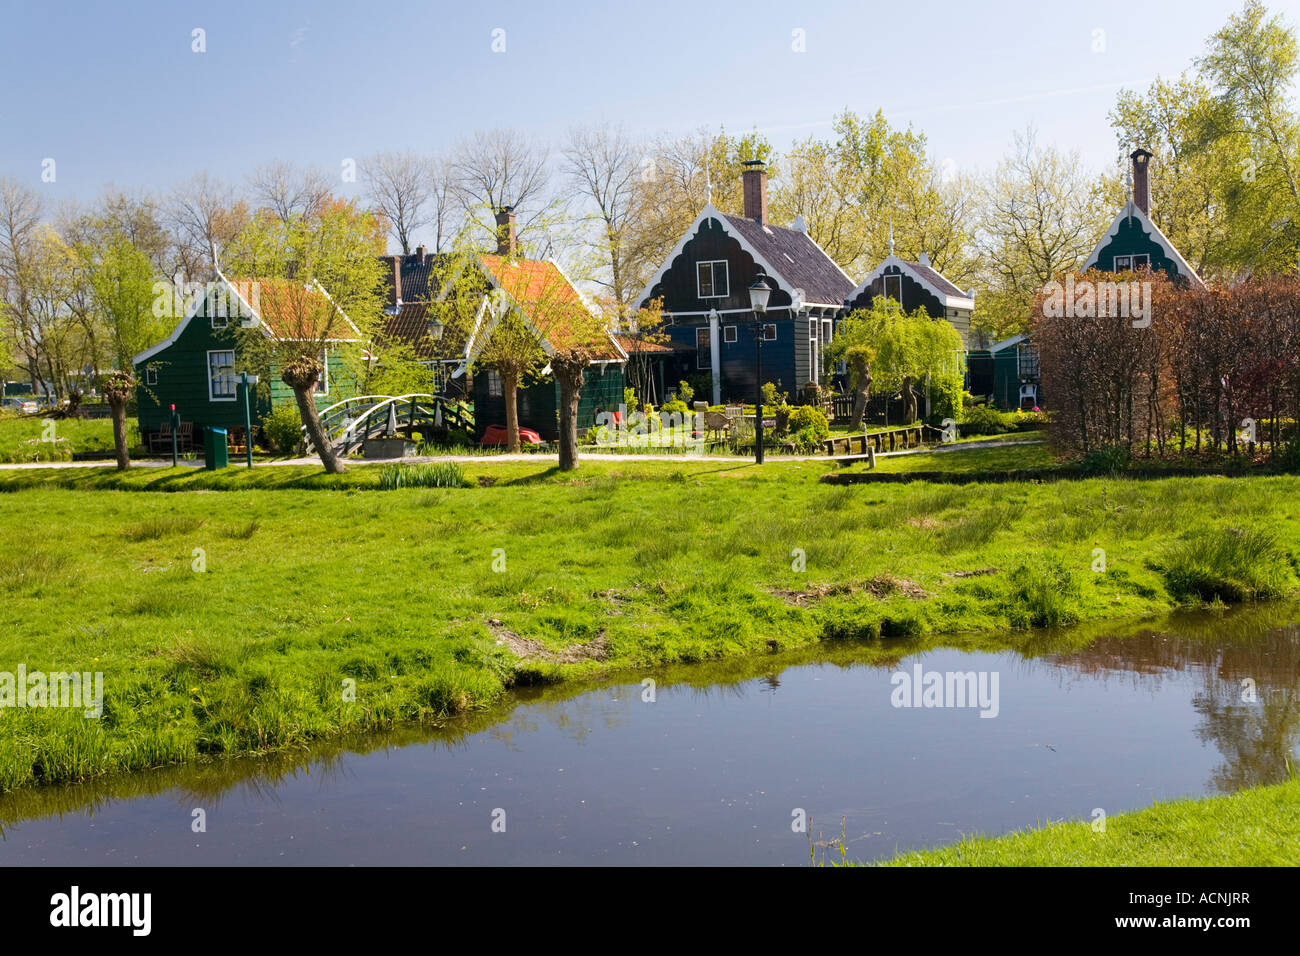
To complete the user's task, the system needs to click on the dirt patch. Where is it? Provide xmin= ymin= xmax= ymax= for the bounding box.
xmin=486 ymin=618 xmax=610 ymax=664
xmin=771 ymin=575 xmax=928 ymax=606
xmin=907 ymin=516 xmax=942 ymax=530
xmin=942 ymin=568 xmax=997 ymax=579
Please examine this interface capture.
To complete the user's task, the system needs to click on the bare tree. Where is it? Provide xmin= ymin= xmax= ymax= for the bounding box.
xmin=563 ymin=124 xmax=641 ymax=314
xmin=248 ymin=161 xmax=331 ymax=223
xmin=451 ymin=129 xmax=551 ymax=248
xmin=427 ymin=155 xmax=461 ymax=253
xmin=0 ymin=179 xmax=46 ymax=391
xmin=362 ymin=151 xmax=431 ymax=255
xmin=168 ymin=172 xmax=248 ymax=277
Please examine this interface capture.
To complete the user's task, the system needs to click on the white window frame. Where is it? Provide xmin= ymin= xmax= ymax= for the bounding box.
xmin=763 ymin=323 xmax=777 ymax=342
xmin=207 ymin=350 xmax=237 ymax=402
xmin=1131 ymin=253 xmax=1150 ymax=270
xmin=822 ymin=319 xmax=832 ymax=344
xmin=487 ymin=369 xmax=503 ymax=398
xmin=145 ymin=367 xmax=158 ymax=386
xmin=697 ymin=260 xmax=729 ymax=299
xmin=723 ymin=325 xmax=738 ymax=344
xmin=1113 ymin=255 xmax=1132 ymax=271
xmin=883 ymin=274 xmax=903 ymax=301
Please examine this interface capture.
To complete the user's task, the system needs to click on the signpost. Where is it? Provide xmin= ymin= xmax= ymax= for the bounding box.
xmin=240 ymin=372 xmax=259 ymax=468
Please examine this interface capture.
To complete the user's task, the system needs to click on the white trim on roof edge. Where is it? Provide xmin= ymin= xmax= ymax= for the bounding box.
xmin=848 ymin=255 xmax=975 ymax=311
xmin=1083 ymin=201 xmax=1206 ymax=290
xmin=634 ymin=204 xmax=845 ymax=312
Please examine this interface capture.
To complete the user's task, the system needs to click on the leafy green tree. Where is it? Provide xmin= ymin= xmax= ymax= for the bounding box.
xmin=828 ymin=300 xmax=964 ymax=425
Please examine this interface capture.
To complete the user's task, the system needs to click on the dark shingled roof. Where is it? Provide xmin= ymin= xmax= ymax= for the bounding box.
xmin=381 ymin=302 xmax=439 ymax=360
xmin=906 ymin=259 xmax=968 ymax=300
xmin=720 ymin=214 xmax=855 ymax=306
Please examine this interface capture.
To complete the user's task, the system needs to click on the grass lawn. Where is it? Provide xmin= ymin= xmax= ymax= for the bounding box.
xmin=0 ymin=412 xmax=141 ymax=463
xmin=0 ymin=457 xmax=1298 ymax=793
xmin=878 ymin=777 xmax=1300 ymax=866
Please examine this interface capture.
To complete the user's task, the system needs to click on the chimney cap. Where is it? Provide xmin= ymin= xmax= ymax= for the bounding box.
xmin=1130 ymin=147 xmax=1153 ymax=163
xmin=742 ymin=159 xmax=766 ymax=169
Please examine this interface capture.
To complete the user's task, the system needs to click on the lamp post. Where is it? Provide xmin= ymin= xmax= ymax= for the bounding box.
xmin=426 ymin=317 xmax=445 ymax=393
xmin=239 ymin=372 xmax=259 ymax=468
xmin=748 ymin=277 xmax=771 ymax=464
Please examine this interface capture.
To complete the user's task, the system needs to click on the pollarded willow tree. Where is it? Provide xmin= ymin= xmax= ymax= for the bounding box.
xmin=827 ymin=299 xmax=964 ymax=426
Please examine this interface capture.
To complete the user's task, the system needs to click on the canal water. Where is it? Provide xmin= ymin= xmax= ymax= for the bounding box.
xmin=2 ymin=608 xmax=1297 ymax=865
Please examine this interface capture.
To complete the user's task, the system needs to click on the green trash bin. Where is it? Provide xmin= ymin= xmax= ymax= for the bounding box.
xmin=204 ymin=426 xmax=229 ymax=470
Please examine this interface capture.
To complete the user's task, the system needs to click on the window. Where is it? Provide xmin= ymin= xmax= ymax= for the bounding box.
xmin=145 ymin=367 xmax=158 ymax=386
xmin=1018 ymin=343 xmax=1040 ymax=378
xmin=210 ymin=290 xmax=228 ymax=330
xmin=487 ymin=369 xmax=503 ymax=398
xmin=315 ymin=349 xmax=328 ymax=394
xmin=763 ymin=324 xmax=777 ymax=341
xmin=723 ymin=325 xmax=738 ymax=344
xmin=207 ymin=350 xmax=236 ymax=401
xmin=696 ymin=327 xmax=712 ymax=370
xmin=697 ymin=260 xmax=729 ymax=299
xmin=1113 ymin=255 xmax=1132 ymax=271
xmin=822 ymin=319 xmax=832 ymax=344
xmin=1132 ymin=253 xmax=1150 ymax=270
xmin=883 ymin=274 xmax=903 ymax=301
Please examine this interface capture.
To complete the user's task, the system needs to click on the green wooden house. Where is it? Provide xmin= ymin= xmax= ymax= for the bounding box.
xmin=132 ymin=273 xmax=363 ymax=442
xmin=1084 ymin=148 xmax=1206 ymax=290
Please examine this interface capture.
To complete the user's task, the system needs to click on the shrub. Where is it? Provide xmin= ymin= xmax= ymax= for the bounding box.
xmin=787 ymin=405 xmax=829 ymax=442
xmin=1080 ymin=444 xmax=1130 ymax=477
xmin=262 ymin=403 xmax=304 ymax=454
xmin=623 ymin=387 xmax=639 ymax=413
xmin=676 ymin=380 xmax=694 ymax=405
xmin=378 ymin=461 xmax=472 ymax=490
xmin=1157 ymin=527 xmax=1294 ymax=603
xmin=1005 ymin=558 xmax=1081 ymax=628
xmin=792 ymin=426 xmax=821 ymax=454
xmin=660 ymin=399 xmax=689 ymax=416
xmin=958 ymin=404 xmax=1010 ymax=435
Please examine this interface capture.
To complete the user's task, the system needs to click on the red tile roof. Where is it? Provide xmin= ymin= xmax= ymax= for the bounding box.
xmin=476 ymin=255 xmax=623 ymax=361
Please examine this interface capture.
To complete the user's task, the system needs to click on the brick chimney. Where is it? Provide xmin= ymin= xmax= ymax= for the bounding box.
xmin=415 ymin=245 xmax=426 ymax=259
xmin=494 ymin=206 xmax=518 ymax=256
xmin=1130 ymin=148 xmax=1152 ymax=215
xmin=742 ymin=160 xmax=767 ymax=224
xmin=392 ymin=255 xmax=402 ymax=307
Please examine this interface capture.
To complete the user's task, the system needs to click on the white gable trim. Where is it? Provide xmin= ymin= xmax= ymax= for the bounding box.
xmin=1083 ymin=201 xmax=1206 ymax=289
xmin=634 ymin=204 xmax=837 ymax=311
xmin=848 ymin=256 xmax=975 ymax=311
xmin=990 ymin=333 xmax=1028 ymax=353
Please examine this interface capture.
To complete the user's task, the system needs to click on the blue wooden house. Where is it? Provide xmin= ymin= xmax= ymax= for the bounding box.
xmin=634 ymin=161 xmax=856 ymax=404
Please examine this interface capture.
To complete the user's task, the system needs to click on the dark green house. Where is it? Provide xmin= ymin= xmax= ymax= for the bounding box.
xmin=1084 ymin=148 xmax=1206 ymax=290
xmin=132 ymin=273 xmax=363 ymax=442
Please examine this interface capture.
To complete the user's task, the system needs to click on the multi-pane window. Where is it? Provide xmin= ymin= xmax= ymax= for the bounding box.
xmin=696 ymin=327 xmax=712 ymax=370
xmin=1132 ymin=253 xmax=1150 ymax=270
xmin=883 ymin=274 xmax=903 ymax=301
xmin=1018 ymin=343 xmax=1040 ymax=378
xmin=207 ymin=350 xmax=236 ymax=401
xmin=762 ymin=324 xmax=777 ymax=341
xmin=145 ymin=367 xmax=158 ymax=386
xmin=723 ymin=325 xmax=737 ymax=343
xmin=1113 ymin=255 xmax=1132 ymax=271
xmin=487 ymin=370 xmax=503 ymax=398
xmin=697 ymin=260 xmax=729 ymax=299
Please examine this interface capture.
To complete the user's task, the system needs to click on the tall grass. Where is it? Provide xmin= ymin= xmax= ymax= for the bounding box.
xmin=378 ymin=461 xmax=472 ymax=490
xmin=1158 ymin=527 xmax=1296 ymax=603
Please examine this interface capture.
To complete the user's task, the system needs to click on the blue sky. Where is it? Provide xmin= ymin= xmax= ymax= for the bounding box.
xmin=2 ymin=0 xmax=1292 ymax=216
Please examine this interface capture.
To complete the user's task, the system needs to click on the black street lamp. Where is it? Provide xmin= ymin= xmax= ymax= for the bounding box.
xmin=748 ymin=276 xmax=771 ymax=464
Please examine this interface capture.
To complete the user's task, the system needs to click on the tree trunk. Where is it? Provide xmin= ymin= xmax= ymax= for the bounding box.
xmin=848 ymin=357 xmax=872 ymax=429
xmin=503 ymin=369 xmax=521 ymax=453
xmin=109 ymin=396 xmax=130 ymax=470
xmin=293 ymin=385 xmax=345 ymax=473
xmin=554 ymin=356 xmax=585 ymax=472
xmin=901 ymin=376 xmax=918 ymax=425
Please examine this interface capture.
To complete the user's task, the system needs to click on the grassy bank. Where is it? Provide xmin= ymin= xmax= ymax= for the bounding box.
xmin=0 ymin=460 xmax=1297 ymax=792
xmin=880 ymin=776 xmax=1300 ymax=866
